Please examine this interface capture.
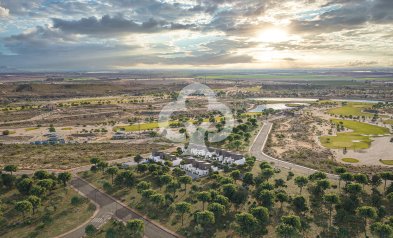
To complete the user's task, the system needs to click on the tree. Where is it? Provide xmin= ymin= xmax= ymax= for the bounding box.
xmin=357 ymin=206 xmax=378 ymax=237
xmin=276 ymin=215 xmax=301 ymax=238
xmin=126 ymin=219 xmax=144 ymax=238
xmin=323 ymin=194 xmax=339 ymax=228
xmin=136 ymin=164 xmax=148 ymax=174
xmin=261 ymin=168 xmax=275 ymax=181
xmin=115 ymin=171 xmax=136 ymax=188
xmin=230 ymin=170 xmax=241 ymax=181
xmin=3 ymin=165 xmax=17 ymax=175
xmin=195 ymin=210 xmax=215 ymax=226
xmin=197 ymin=191 xmax=211 ymax=210
xmin=251 ymin=206 xmax=269 ymax=225
xmin=380 ymin=172 xmax=393 ymax=192
xmin=340 ymin=172 xmax=354 ymax=186
xmin=166 ymin=181 xmax=180 ymax=197
xmin=207 ymin=202 xmax=225 ymax=218
xmin=172 ymin=167 xmax=185 ymax=177
xmin=150 ymin=193 xmax=165 ymax=208
xmin=58 ymin=172 xmax=72 ymax=186
xmin=175 ymin=202 xmax=191 ymax=226
xmin=292 ymin=196 xmax=308 ymax=215
xmin=235 ymin=212 xmax=259 ymax=237
xmin=106 ymin=167 xmax=119 ymax=184
xmin=15 ymin=200 xmax=33 ymax=219
xmin=34 ymin=170 xmax=50 ymax=180
xmin=136 ymin=181 xmax=151 ymax=193
xmin=256 ymin=190 xmax=275 ymax=208
xmin=16 ymin=178 xmax=33 ymax=195
xmin=85 ymin=224 xmax=97 ymax=237
xmin=334 ymin=167 xmax=347 ymax=189
xmin=294 ymin=176 xmax=308 ymax=194
xmin=309 ymin=171 xmax=327 ymax=181
xmin=243 ymin=172 xmax=254 ymax=186
xmin=178 ymin=175 xmax=192 ymax=194
xmin=345 ymin=183 xmax=363 ymax=197
xmin=158 ymin=174 xmax=173 ymax=190
xmin=90 ymin=157 xmax=100 ymax=165
xmin=222 ymin=184 xmax=237 ymax=199
xmin=276 ymin=191 xmax=289 ymax=210
xmin=28 ymin=195 xmax=41 ymax=214
xmin=37 ymin=179 xmax=55 ymax=193
xmin=133 ymin=154 xmax=144 ymax=164
xmin=371 ymin=222 xmax=393 ymax=238
xmin=354 ymin=173 xmax=369 ymax=188
xmin=371 ymin=174 xmax=382 ymax=188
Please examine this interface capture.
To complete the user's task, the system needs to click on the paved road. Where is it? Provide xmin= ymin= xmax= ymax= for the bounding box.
xmin=250 ymin=121 xmax=339 ymax=180
xmin=60 ymin=177 xmax=180 ymax=238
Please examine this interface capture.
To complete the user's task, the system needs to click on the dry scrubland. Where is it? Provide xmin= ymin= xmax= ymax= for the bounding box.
xmin=0 ymin=143 xmax=168 ymax=169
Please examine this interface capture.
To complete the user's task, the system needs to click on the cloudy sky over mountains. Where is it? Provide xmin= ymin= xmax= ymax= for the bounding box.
xmin=0 ymin=0 xmax=392 ymax=71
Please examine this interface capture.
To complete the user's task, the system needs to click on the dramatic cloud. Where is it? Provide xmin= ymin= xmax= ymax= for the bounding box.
xmin=0 ymin=6 xmax=9 ymax=17
xmin=52 ymin=15 xmax=198 ymax=35
xmin=0 ymin=0 xmax=392 ymax=70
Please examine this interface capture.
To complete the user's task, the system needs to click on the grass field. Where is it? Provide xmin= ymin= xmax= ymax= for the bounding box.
xmin=383 ymin=119 xmax=393 ymax=125
xmin=327 ymin=103 xmax=374 ymax=117
xmin=320 ymin=133 xmax=372 ymax=149
xmin=331 ymin=119 xmax=389 ymax=135
xmin=25 ymin=127 xmax=39 ymax=131
xmin=320 ymin=119 xmax=389 ymax=149
xmin=342 ymin=158 xmax=359 ymax=163
xmin=115 ymin=122 xmax=159 ymax=131
xmin=380 ymin=160 xmax=393 ymax=165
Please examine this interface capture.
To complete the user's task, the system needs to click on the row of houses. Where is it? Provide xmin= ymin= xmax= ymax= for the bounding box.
xmin=186 ymin=144 xmax=246 ymax=166
xmin=180 ymin=157 xmax=219 ymax=176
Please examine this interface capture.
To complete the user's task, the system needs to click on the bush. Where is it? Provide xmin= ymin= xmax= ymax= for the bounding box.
xmin=2 ymin=130 xmax=10 ymax=136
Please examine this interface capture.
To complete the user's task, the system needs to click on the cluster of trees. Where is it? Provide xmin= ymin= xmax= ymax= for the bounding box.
xmin=87 ymin=156 xmax=393 ymax=237
xmin=86 ymin=219 xmax=144 ymax=238
xmin=224 ymin=117 xmax=258 ymax=150
xmin=0 ymin=165 xmax=72 ymax=220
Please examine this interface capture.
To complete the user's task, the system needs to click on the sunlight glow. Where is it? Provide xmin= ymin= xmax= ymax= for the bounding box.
xmin=257 ymin=28 xmax=289 ymax=43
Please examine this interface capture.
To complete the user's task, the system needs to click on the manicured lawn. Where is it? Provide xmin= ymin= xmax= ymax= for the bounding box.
xmin=327 ymin=103 xmax=374 ymax=117
xmin=320 ymin=119 xmax=389 ymax=149
xmin=320 ymin=133 xmax=372 ymax=149
xmin=331 ymin=119 xmax=389 ymax=135
xmin=380 ymin=160 xmax=393 ymax=165
xmin=342 ymin=158 xmax=359 ymax=163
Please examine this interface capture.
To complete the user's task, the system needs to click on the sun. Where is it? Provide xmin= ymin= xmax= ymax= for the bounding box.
xmin=257 ymin=28 xmax=289 ymax=43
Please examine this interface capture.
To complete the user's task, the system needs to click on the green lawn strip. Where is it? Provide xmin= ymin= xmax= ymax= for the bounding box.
xmin=327 ymin=103 xmax=374 ymax=117
xmin=380 ymin=160 xmax=393 ymax=165
xmin=342 ymin=158 xmax=359 ymax=163
xmin=25 ymin=128 xmax=39 ymax=131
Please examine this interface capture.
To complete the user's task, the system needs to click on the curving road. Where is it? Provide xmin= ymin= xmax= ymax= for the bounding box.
xmin=250 ymin=121 xmax=339 ymax=180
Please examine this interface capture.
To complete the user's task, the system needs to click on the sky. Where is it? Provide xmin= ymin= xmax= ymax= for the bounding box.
xmin=0 ymin=0 xmax=392 ymax=71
